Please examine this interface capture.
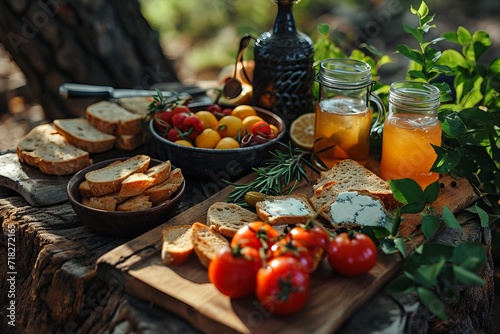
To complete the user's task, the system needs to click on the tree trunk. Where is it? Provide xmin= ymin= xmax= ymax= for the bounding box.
xmin=0 ymin=0 xmax=179 ymax=120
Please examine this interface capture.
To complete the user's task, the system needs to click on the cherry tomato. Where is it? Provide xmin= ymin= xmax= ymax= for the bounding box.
xmin=153 ymin=110 xmax=172 ymax=133
xmin=231 ymin=221 xmax=281 ymax=254
xmin=270 ymin=236 xmax=318 ymax=273
xmin=251 ymin=120 xmax=272 ymax=136
xmin=166 ymin=128 xmax=182 ymax=142
xmin=208 ymin=245 xmax=263 ymax=298
xmin=256 ymin=257 xmax=310 ymax=315
xmin=159 ymin=105 xmax=191 ymax=125
xmin=290 ymin=224 xmax=331 ymax=260
xmin=327 ymin=231 xmax=377 ymax=277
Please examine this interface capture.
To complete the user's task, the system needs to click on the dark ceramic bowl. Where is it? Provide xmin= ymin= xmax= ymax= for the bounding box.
xmin=67 ymin=158 xmax=185 ymax=238
xmin=146 ymin=105 xmax=286 ymax=180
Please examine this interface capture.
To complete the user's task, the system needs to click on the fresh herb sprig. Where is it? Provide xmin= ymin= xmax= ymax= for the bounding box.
xmin=225 ymin=143 xmax=319 ymax=206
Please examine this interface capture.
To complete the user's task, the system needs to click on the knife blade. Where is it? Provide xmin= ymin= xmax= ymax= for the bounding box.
xmin=59 ymin=83 xmax=203 ymax=99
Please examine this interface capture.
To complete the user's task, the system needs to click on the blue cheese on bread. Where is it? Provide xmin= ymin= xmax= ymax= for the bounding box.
xmin=329 ymin=191 xmax=386 ymax=227
xmin=255 ymin=194 xmax=315 ymax=225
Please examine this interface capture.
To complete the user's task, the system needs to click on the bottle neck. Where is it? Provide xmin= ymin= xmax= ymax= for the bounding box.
xmin=273 ymin=2 xmax=296 ymax=34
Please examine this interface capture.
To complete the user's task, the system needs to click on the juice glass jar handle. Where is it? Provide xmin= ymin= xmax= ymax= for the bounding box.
xmin=368 ymin=92 xmax=386 ymax=136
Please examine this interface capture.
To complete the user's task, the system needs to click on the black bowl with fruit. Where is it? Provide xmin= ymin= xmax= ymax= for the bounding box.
xmin=146 ymin=100 xmax=286 ymax=181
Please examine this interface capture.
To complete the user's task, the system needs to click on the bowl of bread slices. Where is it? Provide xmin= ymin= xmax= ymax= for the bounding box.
xmin=146 ymin=102 xmax=286 ymax=181
xmin=67 ymin=155 xmax=185 ymax=238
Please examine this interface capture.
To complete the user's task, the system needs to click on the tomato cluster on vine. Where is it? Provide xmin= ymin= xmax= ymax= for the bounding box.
xmin=208 ymin=221 xmax=378 ymax=315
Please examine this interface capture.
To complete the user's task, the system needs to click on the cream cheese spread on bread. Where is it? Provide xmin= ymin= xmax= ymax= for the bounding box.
xmin=264 ymin=197 xmax=311 ymax=217
xmin=329 ymin=191 xmax=386 ymax=226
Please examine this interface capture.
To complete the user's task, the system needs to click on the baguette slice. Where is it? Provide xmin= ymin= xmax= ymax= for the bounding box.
xmin=311 ymin=159 xmax=398 ymax=210
xmin=16 ymin=123 xmax=91 ymax=175
xmin=118 ymin=160 xmax=172 ymax=198
xmin=53 ymin=118 xmax=116 ymax=153
xmin=161 ymin=224 xmax=194 ymax=265
xmin=255 ymin=194 xmax=316 ymax=225
xmin=85 ymin=155 xmax=151 ymax=197
xmin=191 ymin=222 xmax=229 ymax=267
xmin=207 ymin=202 xmax=259 ymax=238
xmin=86 ymin=101 xmax=143 ymax=135
xmin=118 ymin=96 xmax=154 ymax=116
xmin=144 ymin=168 xmax=184 ymax=203
xmin=116 ymin=195 xmax=152 ymax=211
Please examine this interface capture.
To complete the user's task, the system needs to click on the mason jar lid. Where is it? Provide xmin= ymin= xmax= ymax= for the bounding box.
xmin=388 ymin=81 xmax=440 ymax=111
xmin=316 ymin=58 xmax=372 ymax=89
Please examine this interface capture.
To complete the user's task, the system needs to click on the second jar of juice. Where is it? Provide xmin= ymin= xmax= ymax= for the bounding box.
xmin=380 ymin=81 xmax=442 ymax=189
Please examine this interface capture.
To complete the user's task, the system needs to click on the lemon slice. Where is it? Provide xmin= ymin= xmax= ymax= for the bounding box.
xmin=290 ymin=113 xmax=315 ymax=150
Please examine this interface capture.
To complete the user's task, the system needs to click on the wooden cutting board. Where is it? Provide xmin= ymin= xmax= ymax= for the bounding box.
xmin=96 ymin=168 xmax=477 ymax=334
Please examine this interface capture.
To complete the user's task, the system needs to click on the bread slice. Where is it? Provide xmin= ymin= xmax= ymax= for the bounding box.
xmin=86 ymin=101 xmax=143 ymax=135
xmin=118 ymin=160 xmax=172 ymax=198
xmin=190 ymin=222 xmax=229 ymax=267
xmin=144 ymin=168 xmax=184 ymax=203
xmin=118 ymin=96 xmax=154 ymax=116
xmin=85 ymin=155 xmax=151 ymax=197
xmin=53 ymin=118 xmax=116 ymax=153
xmin=207 ymin=202 xmax=259 ymax=238
xmin=161 ymin=224 xmax=194 ymax=265
xmin=88 ymin=193 xmax=119 ymax=211
xmin=16 ymin=123 xmax=92 ymax=175
xmin=115 ymin=133 xmax=144 ymax=151
xmin=318 ymin=190 xmax=388 ymax=228
xmin=311 ymin=159 xmax=398 ymax=210
xmin=255 ymin=194 xmax=316 ymax=225
xmin=116 ymin=195 xmax=152 ymax=211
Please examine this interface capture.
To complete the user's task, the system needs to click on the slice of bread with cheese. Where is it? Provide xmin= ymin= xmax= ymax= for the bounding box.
xmin=53 ymin=118 xmax=116 ymax=153
xmin=16 ymin=123 xmax=92 ymax=175
xmin=161 ymin=224 xmax=194 ymax=265
xmin=86 ymin=101 xmax=143 ymax=135
xmin=84 ymin=155 xmax=151 ymax=197
xmin=207 ymin=202 xmax=259 ymax=237
xmin=144 ymin=168 xmax=184 ymax=203
xmin=311 ymin=159 xmax=398 ymax=211
xmin=190 ymin=222 xmax=229 ymax=267
xmin=255 ymin=193 xmax=316 ymax=225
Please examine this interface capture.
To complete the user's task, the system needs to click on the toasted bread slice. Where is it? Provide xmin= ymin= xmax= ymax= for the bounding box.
xmin=161 ymin=224 xmax=194 ymax=265
xmin=114 ymin=133 xmax=144 ymax=151
xmin=86 ymin=101 xmax=143 ymax=135
xmin=145 ymin=168 xmax=184 ymax=203
xmin=53 ymin=118 xmax=116 ymax=153
xmin=117 ymin=96 xmax=154 ymax=116
xmin=85 ymin=155 xmax=151 ymax=197
xmin=191 ymin=222 xmax=229 ymax=267
xmin=116 ymin=195 xmax=152 ymax=211
xmin=207 ymin=202 xmax=259 ymax=238
xmin=16 ymin=123 xmax=91 ymax=175
xmin=311 ymin=159 xmax=398 ymax=210
xmin=88 ymin=194 xmax=119 ymax=211
xmin=255 ymin=193 xmax=316 ymax=225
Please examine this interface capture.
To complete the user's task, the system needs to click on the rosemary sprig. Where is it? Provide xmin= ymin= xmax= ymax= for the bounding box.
xmin=225 ymin=142 xmax=320 ymax=205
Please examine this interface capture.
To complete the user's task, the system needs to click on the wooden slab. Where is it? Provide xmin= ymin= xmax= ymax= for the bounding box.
xmin=96 ymin=168 xmax=477 ymax=334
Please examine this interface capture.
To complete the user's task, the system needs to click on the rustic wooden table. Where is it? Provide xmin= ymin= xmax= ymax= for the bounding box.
xmin=0 ymin=148 xmax=495 ymax=334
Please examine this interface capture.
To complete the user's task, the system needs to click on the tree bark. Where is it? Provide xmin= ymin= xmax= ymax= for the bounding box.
xmin=0 ymin=0 xmax=179 ymax=120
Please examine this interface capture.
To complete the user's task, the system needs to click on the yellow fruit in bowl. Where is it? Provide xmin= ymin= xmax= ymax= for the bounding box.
xmin=217 ymin=115 xmax=245 ymax=138
xmin=196 ymin=128 xmax=222 ymax=148
xmin=290 ymin=113 xmax=315 ymax=151
xmin=242 ymin=115 xmax=265 ymax=134
xmin=195 ymin=111 xmax=218 ymax=129
xmin=174 ymin=139 xmax=194 ymax=147
xmin=231 ymin=105 xmax=257 ymax=120
xmin=215 ymin=137 xmax=240 ymax=149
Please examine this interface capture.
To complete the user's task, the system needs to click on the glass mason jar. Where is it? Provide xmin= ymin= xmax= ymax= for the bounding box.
xmin=313 ymin=58 xmax=385 ymax=167
xmin=380 ymin=81 xmax=442 ymax=189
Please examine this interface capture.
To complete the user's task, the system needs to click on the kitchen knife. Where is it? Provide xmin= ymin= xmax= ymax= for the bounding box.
xmin=59 ymin=83 xmax=205 ymax=99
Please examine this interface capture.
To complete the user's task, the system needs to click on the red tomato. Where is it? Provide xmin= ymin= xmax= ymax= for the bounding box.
xmin=231 ymin=222 xmax=281 ymax=253
xmin=256 ymin=257 xmax=310 ymax=315
xmin=251 ymin=120 xmax=272 ymax=136
xmin=327 ymin=232 xmax=377 ymax=277
xmin=270 ymin=236 xmax=318 ymax=273
xmin=290 ymin=225 xmax=331 ymax=260
xmin=152 ymin=110 xmax=171 ymax=133
xmin=208 ymin=246 xmax=263 ymax=298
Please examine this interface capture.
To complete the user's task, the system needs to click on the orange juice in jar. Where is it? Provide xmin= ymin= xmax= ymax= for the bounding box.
xmin=380 ymin=81 xmax=442 ymax=189
xmin=313 ymin=59 xmax=385 ymax=168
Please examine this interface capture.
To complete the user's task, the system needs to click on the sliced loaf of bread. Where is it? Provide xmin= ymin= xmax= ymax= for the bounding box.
xmin=207 ymin=202 xmax=259 ymax=237
xmin=16 ymin=123 xmax=92 ymax=175
xmin=86 ymin=101 xmax=143 ymax=135
xmin=53 ymin=118 xmax=116 ymax=153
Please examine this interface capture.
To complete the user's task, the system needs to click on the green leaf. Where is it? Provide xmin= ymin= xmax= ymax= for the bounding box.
xmin=414 ymin=257 xmax=445 ymax=288
xmin=408 ymin=70 xmax=427 ymax=80
xmin=415 ymin=1 xmax=430 ymax=18
xmin=475 ymin=203 xmax=490 ymax=228
xmin=437 ymin=49 xmax=467 ymax=70
xmin=386 ymin=275 xmax=416 ymax=295
xmin=453 ymin=265 xmax=485 ymax=286
xmin=421 ymin=214 xmax=440 ymax=239
xmin=394 ymin=237 xmax=407 ymax=258
xmin=418 ymin=287 xmax=448 ymax=321
xmin=423 ymin=181 xmax=440 ymax=204
xmin=431 ymin=146 xmax=462 ymax=173
xmin=441 ymin=31 xmax=458 ymax=44
xmin=317 ymin=23 xmax=330 ymax=36
xmin=404 ymin=24 xmax=423 ymax=44
xmin=453 ymin=241 xmax=487 ymax=271
xmin=388 ymin=179 xmax=425 ymax=213
xmin=456 ymin=26 xmax=472 ymax=46
xmin=379 ymin=238 xmax=398 ymax=254
xmin=489 ymin=58 xmax=500 ymax=75
xmin=441 ymin=206 xmax=461 ymax=229
xmin=397 ymin=45 xmax=425 ymax=66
